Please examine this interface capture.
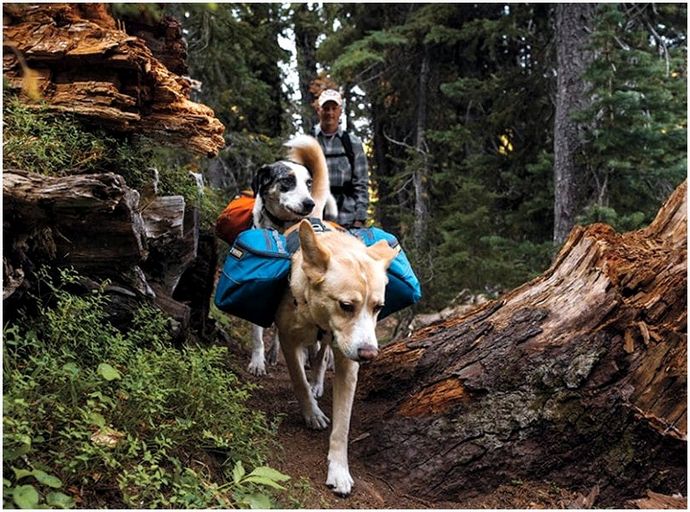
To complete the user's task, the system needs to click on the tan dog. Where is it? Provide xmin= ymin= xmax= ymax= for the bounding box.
xmin=275 ymin=220 xmax=397 ymax=496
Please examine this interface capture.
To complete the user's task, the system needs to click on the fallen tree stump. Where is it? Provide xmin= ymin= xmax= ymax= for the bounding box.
xmin=357 ymin=181 xmax=686 ymax=506
xmin=141 ymin=198 xmax=198 ymax=294
xmin=3 ymin=170 xmax=147 ymax=269
xmin=3 ymin=3 xmax=224 ymax=156
xmin=3 ymin=170 xmax=200 ymax=339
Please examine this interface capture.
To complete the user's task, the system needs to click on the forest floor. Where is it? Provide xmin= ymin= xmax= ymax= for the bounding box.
xmin=224 ymin=331 xmax=585 ymax=509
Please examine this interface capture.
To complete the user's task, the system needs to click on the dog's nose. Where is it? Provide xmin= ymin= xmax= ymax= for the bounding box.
xmin=357 ymin=345 xmax=378 ymax=362
xmin=302 ymin=199 xmax=315 ymax=212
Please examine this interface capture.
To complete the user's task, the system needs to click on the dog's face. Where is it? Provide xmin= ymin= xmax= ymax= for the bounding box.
xmin=252 ymin=161 xmax=315 ymax=221
xmin=294 ymin=221 xmax=397 ymax=363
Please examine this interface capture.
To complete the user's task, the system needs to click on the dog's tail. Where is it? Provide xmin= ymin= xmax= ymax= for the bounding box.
xmin=285 ymin=135 xmax=331 ymax=220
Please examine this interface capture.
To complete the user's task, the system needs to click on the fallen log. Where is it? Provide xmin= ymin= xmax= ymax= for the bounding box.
xmin=3 ymin=170 xmax=147 ymax=269
xmin=356 ymin=181 xmax=687 ymax=506
xmin=3 ymin=3 xmax=224 ymax=156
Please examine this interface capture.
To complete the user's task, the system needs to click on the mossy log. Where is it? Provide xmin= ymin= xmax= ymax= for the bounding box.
xmin=356 ymin=182 xmax=686 ymax=506
xmin=2 ymin=3 xmax=224 ymax=156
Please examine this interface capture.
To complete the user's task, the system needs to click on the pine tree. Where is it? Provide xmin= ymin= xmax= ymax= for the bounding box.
xmin=574 ymin=4 xmax=687 ymax=231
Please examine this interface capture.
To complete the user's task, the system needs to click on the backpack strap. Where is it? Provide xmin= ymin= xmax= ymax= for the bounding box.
xmin=313 ymin=126 xmax=355 ymax=171
xmin=284 ymin=218 xmax=346 ymax=254
xmin=339 ymin=131 xmax=355 ymax=171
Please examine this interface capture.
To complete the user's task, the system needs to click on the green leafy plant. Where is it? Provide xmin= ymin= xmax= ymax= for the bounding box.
xmin=3 ymin=268 xmax=282 ymax=508
xmin=227 ymin=461 xmax=291 ymax=509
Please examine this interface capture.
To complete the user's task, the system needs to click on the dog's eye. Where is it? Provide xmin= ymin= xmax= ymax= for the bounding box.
xmin=279 ymin=176 xmax=296 ymax=190
xmin=339 ymin=301 xmax=355 ymax=313
xmin=373 ymin=304 xmax=384 ymax=314
xmin=306 ymin=178 xmax=313 ymax=190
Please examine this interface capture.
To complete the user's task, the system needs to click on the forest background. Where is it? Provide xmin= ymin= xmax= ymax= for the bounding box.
xmin=157 ymin=2 xmax=686 ymax=309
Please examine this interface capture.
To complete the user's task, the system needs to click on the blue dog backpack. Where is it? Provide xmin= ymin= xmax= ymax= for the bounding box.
xmin=214 ymin=221 xmax=422 ymax=326
xmin=349 ymin=227 xmax=422 ymax=319
xmin=214 ymin=228 xmax=291 ymax=327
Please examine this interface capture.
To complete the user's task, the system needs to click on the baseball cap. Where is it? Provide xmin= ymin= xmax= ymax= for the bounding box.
xmin=318 ymin=89 xmax=342 ymax=107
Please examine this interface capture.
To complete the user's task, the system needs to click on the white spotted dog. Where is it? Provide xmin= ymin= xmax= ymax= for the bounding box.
xmin=275 ymin=219 xmax=397 ymax=496
xmin=247 ymin=135 xmax=334 ymax=376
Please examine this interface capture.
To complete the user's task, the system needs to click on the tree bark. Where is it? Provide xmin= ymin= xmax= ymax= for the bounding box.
xmin=173 ymin=230 xmax=219 ymax=337
xmin=553 ymin=4 xmax=596 ymax=245
xmin=412 ymin=45 xmax=431 ymax=253
xmin=140 ymin=197 xmax=198 ymax=294
xmin=356 ymin=181 xmax=686 ymax=506
xmin=3 ymin=170 xmax=148 ymax=269
xmin=2 ymin=3 xmax=224 ymax=157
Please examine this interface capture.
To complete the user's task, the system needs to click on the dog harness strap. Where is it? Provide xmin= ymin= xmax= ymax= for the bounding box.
xmin=285 ymin=217 xmax=332 ymax=254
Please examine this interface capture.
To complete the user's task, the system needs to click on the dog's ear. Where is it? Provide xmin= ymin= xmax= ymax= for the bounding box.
xmin=252 ymin=165 xmax=272 ymax=195
xmin=299 ymin=220 xmax=330 ymax=284
xmin=367 ymin=240 xmax=398 ymax=270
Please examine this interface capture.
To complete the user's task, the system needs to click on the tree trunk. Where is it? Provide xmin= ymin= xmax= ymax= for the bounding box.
xmin=356 ymin=181 xmax=687 ymax=507
xmin=371 ymin=109 xmax=397 ymax=233
xmin=293 ymin=3 xmax=320 ymax=133
xmin=412 ymin=45 xmax=431 ymax=253
xmin=553 ymin=4 xmax=596 ymax=245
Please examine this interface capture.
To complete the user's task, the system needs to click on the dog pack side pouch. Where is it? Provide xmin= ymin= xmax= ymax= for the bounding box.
xmin=349 ymin=227 xmax=422 ymax=319
xmin=214 ymin=228 xmax=291 ymax=327
xmin=215 ymin=190 xmax=255 ymax=245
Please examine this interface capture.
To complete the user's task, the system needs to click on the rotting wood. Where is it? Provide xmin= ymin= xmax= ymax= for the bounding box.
xmin=140 ymin=201 xmax=198 ymax=295
xmin=357 ymin=181 xmax=687 ymax=506
xmin=3 ymin=3 xmax=224 ymax=156
xmin=3 ymin=170 xmax=148 ymax=268
xmin=627 ymin=489 xmax=687 ymax=509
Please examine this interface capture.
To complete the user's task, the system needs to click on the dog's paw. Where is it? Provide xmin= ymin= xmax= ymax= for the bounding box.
xmin=266 ymin=349 xmax=279 ymax=366
xmin=326 ymin=462 xmax=353 ymax=496
xmin=304 ymin=407 xmax=330 ymax=430
xmin=311 ymin=381 xmax=324 ymax=399
xmin=247 ymin=358 xmax=267 ymax=376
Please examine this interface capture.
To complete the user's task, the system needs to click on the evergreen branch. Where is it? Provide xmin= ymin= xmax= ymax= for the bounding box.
xmin=646 ymin=21 xmax=671 ymax=77
xmin=391 ymin=176 xmax=415 ymax=196
xmin=383 ymin=130 xmax=429 ymax=156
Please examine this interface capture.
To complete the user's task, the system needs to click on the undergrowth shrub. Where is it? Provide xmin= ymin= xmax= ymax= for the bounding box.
xmin=3 ymin=268 xmax=286 ymax=509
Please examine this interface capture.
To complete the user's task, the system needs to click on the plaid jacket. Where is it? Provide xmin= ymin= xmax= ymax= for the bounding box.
xmin=314 ymin=125 xmax=369 ymax=227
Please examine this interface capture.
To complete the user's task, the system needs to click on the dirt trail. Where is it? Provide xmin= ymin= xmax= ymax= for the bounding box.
xmin=230 ymin=340 xmax=581 ymax=509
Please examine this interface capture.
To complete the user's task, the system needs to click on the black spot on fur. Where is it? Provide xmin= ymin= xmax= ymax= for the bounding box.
xmin=252 ymin=162 xmax=296 ymax=197
xmin=252 ymin=165 xmax=272 ymax=196
xmin=278 ymin=174 xmax=297 ymax=192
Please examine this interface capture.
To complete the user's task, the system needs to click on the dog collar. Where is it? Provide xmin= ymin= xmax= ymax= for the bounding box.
xmin=261 ymin=207 xmax=290 ymax=230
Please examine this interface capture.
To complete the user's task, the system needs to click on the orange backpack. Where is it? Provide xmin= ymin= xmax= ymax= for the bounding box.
xmin=215 ymin=190 xmax=255 ymax=245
